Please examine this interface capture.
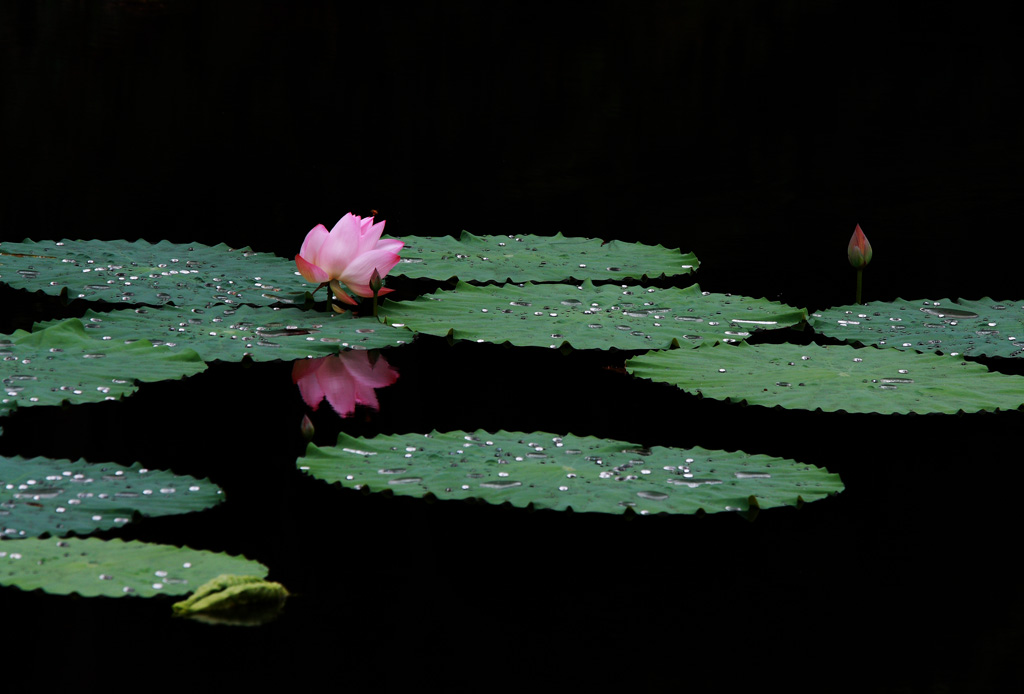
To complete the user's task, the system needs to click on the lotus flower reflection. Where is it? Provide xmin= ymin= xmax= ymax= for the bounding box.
xmin=295 ymin=213 xmax=404 ymax=305
xmin=292 ymin=351 xmax=399 ymax=418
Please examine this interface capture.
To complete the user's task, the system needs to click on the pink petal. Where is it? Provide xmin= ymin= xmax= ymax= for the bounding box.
xmin=374 ymin=238 xmax=404 ymax=255
xmin=343 ymin=284 xmax=395 ymax=299
xmin=358 ymin=353 xmax=401 ymax=389
xmin=356 ymin=218 xmax=388 ymax=255
xmin=295 ymin=254 xmax=330 ymax=284
xmin=329 ymin=280 xmax=361 ymax=306
xmin=299 ymin=224 xmax=330 ymax=263
xmin=348 ymin=385 xmax=380 ymax=411
xmin=317 ymin=214 xmax=363 ymax=277
xmin=336 ymin=352 xmax=399 ymax=410
xmin=333 ymin=287 xmax=360 ymax=305
xmin=318 ymin=354 xmax=361 ymax=417
xmin=291 ymin=356 xmax=323 ymax=382
xmin=340 ymin=249 xmax=402 ymax=288
xmin=292 ymin=357 xmax=329 ymax=410
xmin=329 ymin=213 xmax=364 ymax=240
xmin=347 ymin=365 xmax=381 ymax=410
xmin=323 ymin=386 xmax=358 ymax=417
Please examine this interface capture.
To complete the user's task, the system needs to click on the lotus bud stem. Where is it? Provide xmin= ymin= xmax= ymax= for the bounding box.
xmin=847 ymin=224 xmax=872 ymax=304
xmin=370 ymin=268 xmax=383 ymax=319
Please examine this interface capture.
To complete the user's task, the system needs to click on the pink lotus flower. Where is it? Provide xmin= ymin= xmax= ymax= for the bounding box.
xmin=847 ymin=223 xmax=872 ymax=270
xmin=295 ymin=213 xmax=404 ymax=305
xmin=292 ymin=351 xmax=399 ymax=418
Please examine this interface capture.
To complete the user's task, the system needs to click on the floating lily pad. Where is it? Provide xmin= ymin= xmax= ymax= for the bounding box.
xmin=393 ymin=231 xmax=699 ymax=283
xmin=625 ymin=342 xmax=1024 ymax=414
xmin=0 ymin=537 xmax=268 ymax=597
xmin=33 ymin=305 xmax=412 ymax=363
xmin=1 ymin=455 xmax=224 ymax=539
xmin=380 ymin=281 xmax=805 ymax=350
xmin=0 ymin=318 xmax=207 ymax=417
xmin=297 ymin=430 xmax=842 ymax=515
xmin=811 ymin=298 xmax=1024 ymax=359
xmin=0 ymin=239 xmax=305 ymax=307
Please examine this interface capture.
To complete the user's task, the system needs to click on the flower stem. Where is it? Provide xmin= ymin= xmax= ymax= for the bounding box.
xmin=855 ymin=268 xmax=863 ymax=305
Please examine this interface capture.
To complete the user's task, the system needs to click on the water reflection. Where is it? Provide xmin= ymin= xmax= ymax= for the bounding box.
xmin=292 ymin=351 xmax=399 ymax=418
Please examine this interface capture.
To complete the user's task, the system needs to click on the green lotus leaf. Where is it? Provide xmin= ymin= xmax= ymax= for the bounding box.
xmin=297 ymin=430 xmax=842 ymax=515
xmin=1 ymin=455 xmax=224 ymax=539
xmin=625 ymin=341 xmax=1024 ymax=414
xmin=33 ymin=305 xmax=412 ymax=363
xmin=393 ymin=231 xmax=699 ymax=283
xmin=0 ymin=238 xmax=305 ymax=307
xmin=380 ymin=281 xmax=806 ymax=350
xmin=1 ymin=318 xmax=207 ymax=417
xmin=810 ymin=297 xmax=1024 ymax=359
xmin=0 ymin=537 xmax=267 ymax=597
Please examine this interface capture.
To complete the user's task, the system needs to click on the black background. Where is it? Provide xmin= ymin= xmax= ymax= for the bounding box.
xmin=2 ymin=1 xmax=1023 ymax=690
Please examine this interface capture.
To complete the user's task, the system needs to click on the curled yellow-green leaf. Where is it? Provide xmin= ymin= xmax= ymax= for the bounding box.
xmin=172 ymin=574 xmax=288 ymax=618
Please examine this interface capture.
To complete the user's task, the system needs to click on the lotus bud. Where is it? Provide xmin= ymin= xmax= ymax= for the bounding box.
xmin=847 ymin=224 xmax=872 ymax=270
xmin=369 ymin=268 xmax=383 ymax=295
xmin=300 ymin=414 xmax=315 ymax=441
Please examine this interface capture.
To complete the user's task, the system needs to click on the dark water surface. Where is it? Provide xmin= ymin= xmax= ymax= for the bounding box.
xmin=3 ymin=2 xmax=1024 ymax=690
